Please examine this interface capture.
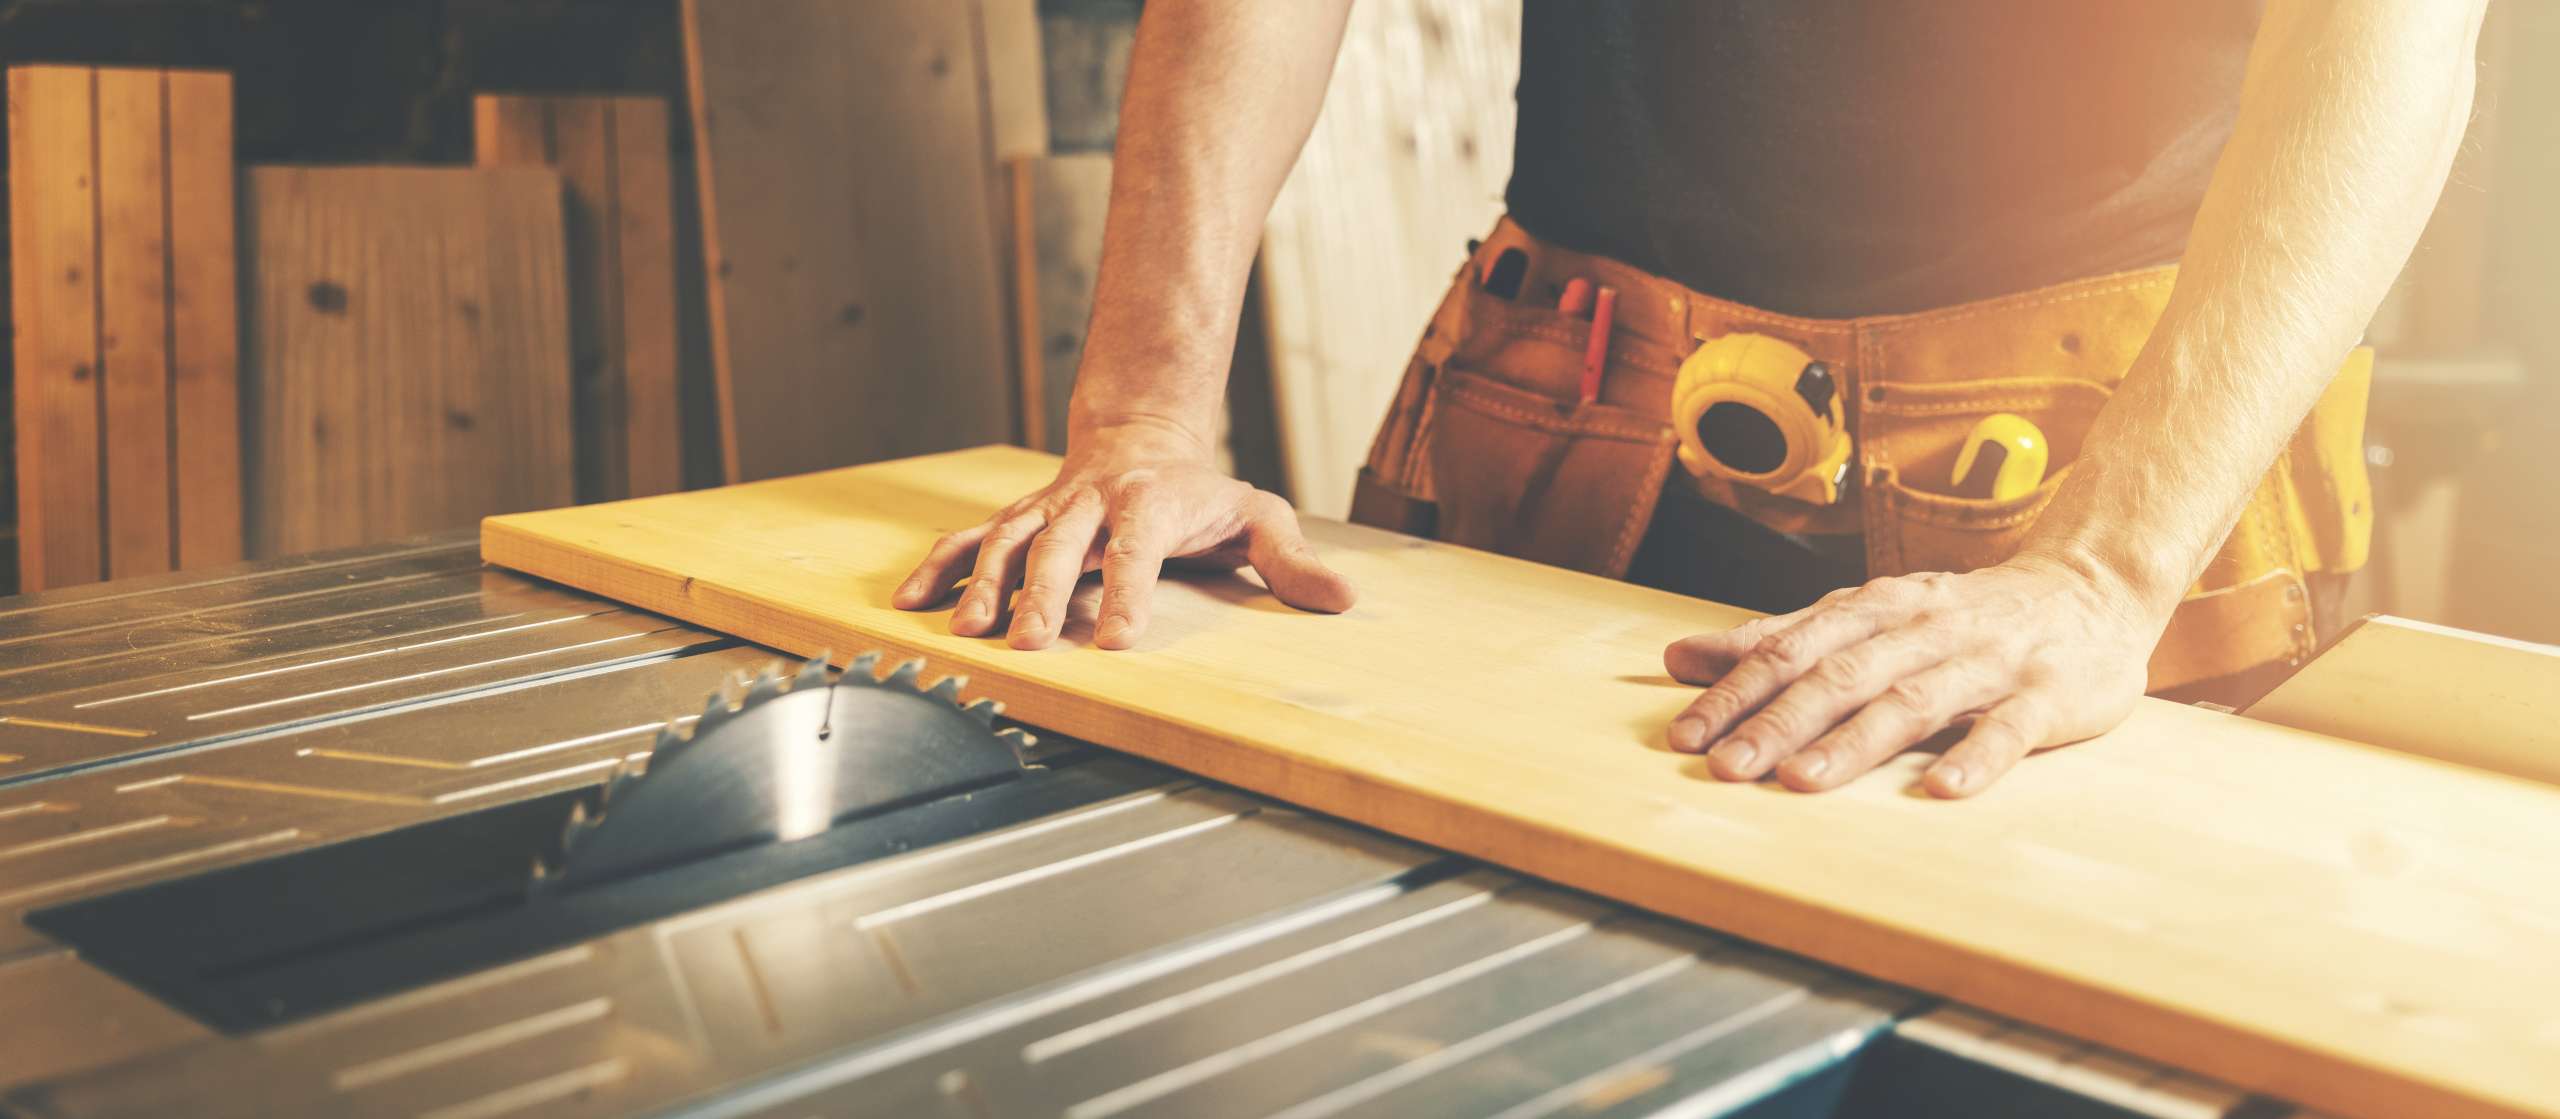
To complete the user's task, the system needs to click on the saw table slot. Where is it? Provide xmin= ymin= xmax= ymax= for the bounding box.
xmin=27 ymin=754 xmax=1173 ymax=1033
xmin=0 ymin=540 xmax=480 ymax=644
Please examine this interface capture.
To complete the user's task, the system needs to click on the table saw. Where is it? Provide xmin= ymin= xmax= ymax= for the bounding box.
xmin=0 ymin=536 xmax=2345 ymax=1118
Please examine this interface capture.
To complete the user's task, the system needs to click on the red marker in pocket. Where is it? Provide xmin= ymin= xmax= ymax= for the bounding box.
xmin=1579 ymin=285 xmax=1617 ymax=405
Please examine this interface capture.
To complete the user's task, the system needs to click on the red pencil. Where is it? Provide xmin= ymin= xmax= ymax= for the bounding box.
xmin=1580 ymin=286 xmax=1617 ymax=404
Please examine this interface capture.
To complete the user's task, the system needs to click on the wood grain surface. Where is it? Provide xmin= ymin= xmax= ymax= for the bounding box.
xmin=8 ymin=65 xmax=241 ymax=590
xmin=475 ymin=93 xmax=685 ymax=502
xmin=1004 ymin=153 xmax=1110 ymax=454
xmin=682 ymin=0 xmax=1014 ymax=484
xmin=2248 ymin=615 xmax=2560 ymax=788
xmin=246 ymin=166 xmax=573 ymax=556
xmin=164 ymin=70 xmax=244 ymax=572
xmin=1257 ymin=0 xmax=1520 ymax=515
xmin=486 ymin=445 xmax=2560 ymax=1119
xmin=9 ymin=65 xmax=105 ymax=591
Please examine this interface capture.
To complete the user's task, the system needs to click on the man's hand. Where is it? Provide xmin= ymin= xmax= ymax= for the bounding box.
xmin=892 ymin=424 xmax=1356 ymax=651
xmin=1661 ymin=558 xmax=2163 ymax=798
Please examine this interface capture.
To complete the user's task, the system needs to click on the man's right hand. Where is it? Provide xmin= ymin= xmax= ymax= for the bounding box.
xmin=891 ymin=423 xmax=1357 ymax=651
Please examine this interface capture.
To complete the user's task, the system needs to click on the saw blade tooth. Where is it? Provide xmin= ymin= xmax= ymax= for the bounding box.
xmin=795 ymin=652 xmax=832 ymax=690
xmin=602 ymin=769 xmax=640 ymax=808
xmin=651 ymin=721 xmax=687 ymax=755
xmin=994 ymin=726 xmax=1041 ymax=767
xmin=696 ymin=691 xmax=733 ymax=732
xmin=928 ymin=675 xmax=965 ymax=704
xmin=558 ymin=799 xmax=591 ymax=850
xmin=885 ymin=658 xmax=925 ymax=691
xmin=849 ymin=652 xmax=881 ymax=680
xmin=746 ymin=662 xmax=788 ymax=704
xmin=964 ymin=698 xmax=1002 ymax=724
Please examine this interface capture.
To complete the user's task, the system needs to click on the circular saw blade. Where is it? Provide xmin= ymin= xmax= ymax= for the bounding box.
xmin=539 ymin=652 xmax=1031 ymax=892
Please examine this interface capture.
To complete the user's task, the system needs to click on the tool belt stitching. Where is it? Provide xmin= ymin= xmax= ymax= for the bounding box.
xmin=1865 ymin=395 xmax=2107 ymax=417
xmin=1859 ymin=273 xmax=2178 ymax=335
xmin=1444 ymin=378 xmax=1664 ymax=443
xmin=1610 ymin=433 xmax=1680 ymax=574
xmin=1686 ymin=301 xmax=1855 ymax=338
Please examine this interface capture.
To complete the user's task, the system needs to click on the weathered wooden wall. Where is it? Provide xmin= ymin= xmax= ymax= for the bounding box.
xmin=1257 ymin=0 xmax=1520 ymax=516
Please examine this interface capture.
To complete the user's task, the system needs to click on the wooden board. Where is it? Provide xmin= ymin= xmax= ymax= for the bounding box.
xmin=1003 ymin=153 xmax=1112 ymax=454
xmin=485 ymin=445 xmax=2560 ymax=1119
xmin=7 ymin=65 xmax=242 ymax=591
xmin=245 ymin=166 xmax=573 ymax=556
xmin=978 ymin=0 xmax=1049 ymax=161
xmin=1256 ymin=0 xmax=1519 ymax=514
xmin=474 ymin=93 xmax=685 ymax=502
xmin=2248 ymin=615 xmax=2560 ymax=788
xmin=682 ymin=0 xmax=1015 ymax=484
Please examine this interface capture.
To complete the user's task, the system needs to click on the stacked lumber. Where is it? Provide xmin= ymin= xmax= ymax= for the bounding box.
xmin=474 ymin=94 xmax=684 ymax=503
xmin=241 ymin=166 xmax=573 ymax=556
xmin=681 ymin=0 xmax=1032 ymax=483
xmin=7 ymin=66 xmax=241 ymax=590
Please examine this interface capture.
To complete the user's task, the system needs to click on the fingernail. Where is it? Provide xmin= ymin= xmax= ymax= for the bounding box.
xmin=1790 ymin=753 xmax=1830 ymax=781
xmin=1668 ymin=718 xmax=1709 ymax=753
xmin=1097 ymin=618 xmax=1129 ymax=644
xmin=1934 ymin=763 xmax=1973 ymax=795
xmin=1708 ymin=740 xmax=1758 ymax=773
xmin=1012 ymin=611 xmax=1042 ymax=634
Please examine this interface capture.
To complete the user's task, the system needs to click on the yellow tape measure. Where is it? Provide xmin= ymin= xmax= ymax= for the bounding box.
xmin=1951 ymin=413 xmax=2049 ymax=502
xmin=1670 ymin=333 xmax=1853 ymax=505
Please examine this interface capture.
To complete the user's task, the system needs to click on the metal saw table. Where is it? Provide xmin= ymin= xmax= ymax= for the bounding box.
xmin=0 ymin=536 xmax=2330 ymax=1119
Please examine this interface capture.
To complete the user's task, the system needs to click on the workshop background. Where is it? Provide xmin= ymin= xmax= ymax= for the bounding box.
xmin=0 ymin=0 xmax=2550 ymax=643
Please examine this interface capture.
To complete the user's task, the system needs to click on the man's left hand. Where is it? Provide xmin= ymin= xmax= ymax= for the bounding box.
xmin=1662 ymin=558 xmax=2164 ymax=797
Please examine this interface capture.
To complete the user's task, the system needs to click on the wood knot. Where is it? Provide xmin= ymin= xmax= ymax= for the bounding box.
xmin=307 ymin=280 xmax=350 ymax=314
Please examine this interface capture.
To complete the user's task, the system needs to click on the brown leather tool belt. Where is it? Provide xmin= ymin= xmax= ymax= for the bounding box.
xmin=1351 ymin=216 xmax=2374 ymax=693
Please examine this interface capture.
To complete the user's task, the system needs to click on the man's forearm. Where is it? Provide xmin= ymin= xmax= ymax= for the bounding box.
xmin=2019 ymin=0 xmax=2485 ymax=618
xmin=1068 ymin=0 xmax=1354 ymax=456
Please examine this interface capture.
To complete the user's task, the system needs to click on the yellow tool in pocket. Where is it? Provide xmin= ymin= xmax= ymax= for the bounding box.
xmin=1670 ymin=332 xmax=1853 ymax=505
xmin=1951 ymin=413 xmax=2050 ymax=502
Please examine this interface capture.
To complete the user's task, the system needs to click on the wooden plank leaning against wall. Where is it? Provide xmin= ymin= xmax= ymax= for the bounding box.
xmin=1257 ymin=0 xmax=1521 ymax=517
xmin=682 ymin=0 xmax=1020 ymax=484
xmin=7 ymin=65 xmax=242 ymax=592
xmin=242 ymin=166 xmax=573 ymax=557
xmin=474 ymin=94 xmax=685 ymax=503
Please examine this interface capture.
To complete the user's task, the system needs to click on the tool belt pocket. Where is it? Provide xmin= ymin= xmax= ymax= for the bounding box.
xmin=1858 ymin=377 xmax=2110 ymax=577
xmin=1421 ymin=369 xmax=1675 ymax=579
xmin=1864 ymin=463 xmax=2070 ymax=575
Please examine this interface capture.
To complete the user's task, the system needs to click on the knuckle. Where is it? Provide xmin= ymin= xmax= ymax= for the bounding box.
xmin=1760 ymin=630 xmax=1818 ymax=671
xmin=1744 ymin=707 xmax=1805 ymax=743
xmin=1876 ymin=679 xmax=1937 ymax=717
xmin=1807 ymin=651 xmax=1868 ymax=690
xmin=1103 ymin=533 xmax=1148 ymax=561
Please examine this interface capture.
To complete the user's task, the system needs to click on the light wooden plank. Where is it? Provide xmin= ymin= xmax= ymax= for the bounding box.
xmin=979 ymin=0 xmax=1049 ymax=161
xmin=8 ymin=65 xmax=105 ymax=591
xmin=245 ymin=166 xmax=573 ymax=556
xmin=164 ymin=68 xmax=243 ymax=572
xmin=1256 ymin=0 xmax=1519 ymax=514
xmin=485 ymin=445 xmax=2560 ymax=1119
xmin=94 ymin=68 xmax=173 ymax=579
xmin=682 ymin=0 xmax=1014 ymax=484
xmin=1005 ymin=154 xmax=1111 ymax=454
xmin=476 ymin=93 xmax=685 ymax=500
xmin=2247 ymin=615 xmax=2560 ymax=787
xmin=607 ymin=96 xmax=683 ymax=499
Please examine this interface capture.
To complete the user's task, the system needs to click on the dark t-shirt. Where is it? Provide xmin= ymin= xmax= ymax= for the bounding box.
xmin=1505 ymin=0 xmax=2262 ymax=317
